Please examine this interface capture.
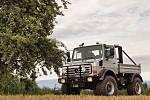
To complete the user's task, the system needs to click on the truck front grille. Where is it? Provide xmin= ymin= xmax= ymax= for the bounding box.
xmin=64 ymin=64 xmax=92 ymax=76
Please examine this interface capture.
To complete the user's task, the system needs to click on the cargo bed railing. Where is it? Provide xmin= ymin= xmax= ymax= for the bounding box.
xmin=122 ymin=50 xmax=137 ymax=65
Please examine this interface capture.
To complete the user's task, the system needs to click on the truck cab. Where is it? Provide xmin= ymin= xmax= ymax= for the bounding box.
xmin=58 ymin=43 xmax=143 ymax=96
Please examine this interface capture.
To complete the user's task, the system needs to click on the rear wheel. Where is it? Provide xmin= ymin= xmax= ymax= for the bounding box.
xmin=127 ymin=77 xmax=142 ymax=95
xmin=94 ymin=76 xmax=117 ymax=96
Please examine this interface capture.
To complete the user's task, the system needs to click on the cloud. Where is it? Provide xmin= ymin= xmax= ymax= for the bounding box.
xmin=133 ymin=55 xmax=150 ymax=72
xmin=54 ymin=0 xmax=150 ymax=36
xmin=52 ymin=0 xmax=150 ymax=54
xmin=49 ymin=0 xmax=150 ymax=80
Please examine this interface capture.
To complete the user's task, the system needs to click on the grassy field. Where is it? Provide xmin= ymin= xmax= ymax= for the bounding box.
xmin=0 ymin=95 xmax=150 ymax=100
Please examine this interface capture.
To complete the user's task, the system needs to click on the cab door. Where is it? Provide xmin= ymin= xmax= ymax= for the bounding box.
xmin=102 ymin=45 xmax=118 ymax=74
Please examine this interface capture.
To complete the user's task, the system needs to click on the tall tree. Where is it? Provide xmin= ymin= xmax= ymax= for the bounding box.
xmin=0 ymin=0 xmax=69 ymax=80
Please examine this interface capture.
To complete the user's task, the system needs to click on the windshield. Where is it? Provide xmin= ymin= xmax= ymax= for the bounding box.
xmin=72 ymin=45 xmax=103 ymax=61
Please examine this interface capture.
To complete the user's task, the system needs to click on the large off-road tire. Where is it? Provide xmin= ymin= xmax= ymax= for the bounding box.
xmin=127 ymin=77 xmax=142 ymax=95
xmin=94 ymin=75 xmax=118 ymax=96
xmin=61 ymin=84 xmax=80 ymax=95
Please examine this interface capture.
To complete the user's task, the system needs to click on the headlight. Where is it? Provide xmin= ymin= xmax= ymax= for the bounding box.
xmin=87 ymin=77 xmax=93 ymax=82
xmin=61 ymin=79 xmax=65 ymax=83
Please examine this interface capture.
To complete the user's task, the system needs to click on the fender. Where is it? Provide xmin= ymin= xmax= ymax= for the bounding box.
xmin=131 ymin=73 xmax=143 ymax=82
xmin=98 ymin=69 xmax=117 ymax=81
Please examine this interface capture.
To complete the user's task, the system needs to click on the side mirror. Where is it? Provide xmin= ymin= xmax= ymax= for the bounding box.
xmin=66 ymin=52 xmax=71 ymax=62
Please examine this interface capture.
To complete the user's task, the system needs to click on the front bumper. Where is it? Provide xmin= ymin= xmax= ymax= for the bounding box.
xmin=58 ymin=76 xmax=98 ymax=89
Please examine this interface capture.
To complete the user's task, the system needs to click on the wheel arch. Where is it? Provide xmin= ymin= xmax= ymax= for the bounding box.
xmin=98 ymin=69 xmax=117 ymax=81
xmin=131 ymin=74 xmax=143 ymax=82
xmin=124 ymin=73 xmax=143 ymax=83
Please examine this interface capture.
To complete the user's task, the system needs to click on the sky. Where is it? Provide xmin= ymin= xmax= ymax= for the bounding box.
xmin=37 ymin=0 xmax=150 ymax=81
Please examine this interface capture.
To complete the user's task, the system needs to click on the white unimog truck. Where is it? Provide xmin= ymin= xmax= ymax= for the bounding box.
xmin=58 ymin=43 xmax=143 ymax=96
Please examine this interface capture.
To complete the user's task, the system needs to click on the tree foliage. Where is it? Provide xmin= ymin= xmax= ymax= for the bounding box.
xmin=0 ymin=0 xmax=68 ymax=80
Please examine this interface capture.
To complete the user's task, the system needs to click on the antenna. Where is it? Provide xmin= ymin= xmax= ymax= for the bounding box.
xmin=79 ymin=43 xmax=84 ymax=47
xmin=96 ymin=42 xmax=100 ymax=44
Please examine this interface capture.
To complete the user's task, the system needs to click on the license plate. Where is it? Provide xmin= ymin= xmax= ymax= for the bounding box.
xmin=73 ymin=84 xmax=78 ymax=87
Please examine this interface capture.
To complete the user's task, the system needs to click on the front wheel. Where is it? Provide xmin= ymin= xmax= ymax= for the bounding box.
xmin=94 ymin=76 xmax=118 ymax=96
xmin=127 ymin=77 xmax=142 ymax=95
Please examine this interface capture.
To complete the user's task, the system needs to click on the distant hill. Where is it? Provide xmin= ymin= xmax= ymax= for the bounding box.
xmin=36 ymin=79 xmax=150 ymax=89
xmin=36 ymin=79 xmax=61 ymax=89
xmin=145 ymin=80 xmax=150 ymax=87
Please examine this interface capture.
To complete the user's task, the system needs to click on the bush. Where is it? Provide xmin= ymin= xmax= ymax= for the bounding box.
xmin=0 ymin=74 xmax=39 ymax=95
xmin=0 ymin=73 xmax=62 ymax=95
